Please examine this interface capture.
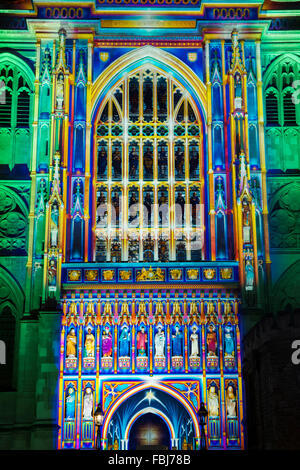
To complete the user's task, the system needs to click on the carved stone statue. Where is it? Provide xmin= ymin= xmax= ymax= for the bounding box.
xmin=226 ymin=386 xmax=237 ymax=418
xmin=50 ymin=202 xmax=59 ymax=247
xmin=224 ymin=325 xmax=235 ymax=357
xmin=83 ymin=388 xmax=93 ymax=420
xmin=172 ymin=325 xmax=183 ymax=357
xmin=65 ymin=387 xmax=75 ymax=419
xmin=66 ymin=328 xmax=77 ymax=357
xmin=208 ymin=386 xmax=219 ymax=417
xmin=154 ymin=327 xmax=165 ymax=358
xmin=207 ymin=324 xmax=217 ymax=357
xmin=137 ymin=326 xmax=148 ymax=356
xmin=245 ymin=260 xmax=254 ymax=291
xmin=119 ymin=326 xmax=130 ymax=357
xmin=56 ymin=72 xmax=64 ymax=110
xmin=190 ymin=326 xmax=199 ymax=357
xmin=84 ymin=328 xmax=95 ymax=358
xmin=234 ymin=72 xmax=242 ymax=109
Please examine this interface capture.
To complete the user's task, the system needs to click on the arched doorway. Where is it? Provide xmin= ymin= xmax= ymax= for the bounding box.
xmin=128 ymin=412 xmax=171 ymax=450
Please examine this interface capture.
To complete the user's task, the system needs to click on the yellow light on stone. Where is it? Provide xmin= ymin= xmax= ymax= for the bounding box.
xmin=146 ymin=390 xmax=155 ymax=402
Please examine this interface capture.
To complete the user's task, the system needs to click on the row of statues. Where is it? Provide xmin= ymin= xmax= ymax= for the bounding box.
xmin=208 ymin=385 xmax=237 ymax=418
xmin=65 ymin=387 xmax=95 ymax=421
xmin=66 ymin=324 xmax=235 ymax=360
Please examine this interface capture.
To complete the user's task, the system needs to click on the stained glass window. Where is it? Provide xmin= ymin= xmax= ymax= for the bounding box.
xmin=95 ymin=67 xmax=203 ymax=262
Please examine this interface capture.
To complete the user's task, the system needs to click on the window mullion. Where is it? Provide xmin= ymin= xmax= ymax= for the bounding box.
xmin=138 ymin=72 xmax=143 ymax=261
xmin=11 ymin=67 xmax=18 ymax=129
xmin=11 ymin=67 xmax=19 ymax=167
xmin=168 ymin=77 xmax=175 ymax=261
xmin=123 ymin=78 xmax=128 ymax=261
xmin=153 ymin=72 xmax=158 ymax=260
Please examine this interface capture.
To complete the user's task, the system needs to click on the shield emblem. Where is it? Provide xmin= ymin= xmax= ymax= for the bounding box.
xmin=188 ymin=52 xmax=197 ymax=63
xmin=100 ymin=52 xmax=109 ymax=62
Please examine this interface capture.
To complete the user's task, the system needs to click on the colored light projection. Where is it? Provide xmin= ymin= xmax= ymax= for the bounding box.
xmin=58 ymin=295 xmax=242 ymax=449
xmin=48 ymin=25 xmax=266 ymax=450
xmin=1 ymin=0 xmax=300 ymax=452
xmin=22 ymin=5 xmax=271 ymax=450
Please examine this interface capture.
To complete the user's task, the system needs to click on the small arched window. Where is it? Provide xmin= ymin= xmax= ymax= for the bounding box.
xmin=0 ymin=88 xmax=12 ymax=127
xmin=264 ymin=57 xmax=299 ymax=128
xmin=283 ymin=90 xmax=297 ymax=126
xmin=0 ymin=63 xmax=31 ymax=129
xmin=0 ymin=57 xmax=33 ymax=167
xmin=17 ymin=89 xmax=30 ymax=127
xmin=266 ymin=90 xmax=279 ymax=126
xmin=264 ymin=56 xmax=300 ymax=171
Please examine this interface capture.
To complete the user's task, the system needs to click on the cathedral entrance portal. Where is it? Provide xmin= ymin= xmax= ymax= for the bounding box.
xmin=128 ymin=413 xmax=171 ymax=450
xmin=103 ymin=385 xmax=198 ymax=450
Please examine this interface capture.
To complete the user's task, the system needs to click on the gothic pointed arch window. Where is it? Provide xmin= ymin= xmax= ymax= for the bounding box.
xmin=0 ymin=56 xmax=33 ymax=167
xmin=95 ymin=66 xmax=204 ymax=263
xmin=283 ymin=88 xmax=297 ymax=126
xmin=264 ymin=56 xmax=300 ymax=170
xmin=265 ymin=88 xmax=279 ymax=126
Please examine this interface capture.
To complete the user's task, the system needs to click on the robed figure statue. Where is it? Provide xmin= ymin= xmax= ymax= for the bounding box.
xmin=172 ymin=325 xmax=183 ymax=357
xmin=119 ymin=326 xmax=130 ymax=357
xmin=102 ymin=330 xmax=112 ymax=357
xmin=137 ymin=326 xmax=148 ymax=356
xmin=66 ymin=328 xmax=77 ymax=358
xmin=154 ymin=327 xmax=165 ymax=358
xmin=65 ymin=387 xmax=75 ymax=420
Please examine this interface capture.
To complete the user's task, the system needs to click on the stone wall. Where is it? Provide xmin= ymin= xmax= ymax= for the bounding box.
xmin=243 ymin=309 xmax=300 ymax=449
xmin=0 ymin=308 xmax=60 ymax=450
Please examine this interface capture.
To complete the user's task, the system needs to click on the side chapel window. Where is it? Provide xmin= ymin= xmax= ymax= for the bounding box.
xmin=0 ymin=61 xmax=32 ymax=166
xmin=264 ymin=58 xmax=300 ymax=170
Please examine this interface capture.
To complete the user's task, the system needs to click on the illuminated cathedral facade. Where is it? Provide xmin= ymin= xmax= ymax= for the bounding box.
xmin=0 ymin=0 xmax=299 ymax=451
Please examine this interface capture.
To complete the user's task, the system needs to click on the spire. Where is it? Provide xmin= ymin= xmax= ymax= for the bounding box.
xmin=40 ymin=47 xmax=52 ymax=84
xmin=71 ymin=178 xmax=84 ymax=218
xmin=215 ymin=176 xmax=227 ymax=213
xmin=237 ymin=152 xmax=251 ymax=199
xmin=211 ymin=49 xmax=222 ymax=83
xmin=36 ymin=178 xmax=47 ymax=219
xmin=76 ymin=49 xmax=86 ymax=86
xmin=230 ymin=29 xmax=245 ymax=73
xmin=56 ymin=28 xmax=67 ymax=72
xmin=49 ymin=151 xmax=63 ymax=206
xmin=247 ymin=53 xmax=256 ymax=83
